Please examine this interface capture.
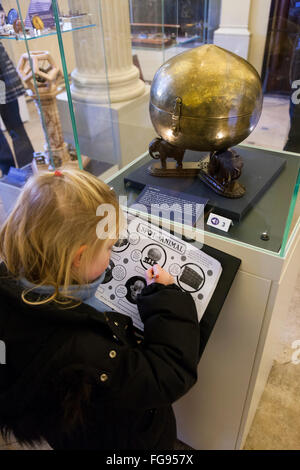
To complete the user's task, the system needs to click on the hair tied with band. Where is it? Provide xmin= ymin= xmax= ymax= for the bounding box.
xmin=54 ymin=170 xmax=63 ymax=177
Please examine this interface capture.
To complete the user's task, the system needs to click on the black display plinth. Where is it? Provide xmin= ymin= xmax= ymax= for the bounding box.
xmin=124 ymin=148 xmax=286 ymax=221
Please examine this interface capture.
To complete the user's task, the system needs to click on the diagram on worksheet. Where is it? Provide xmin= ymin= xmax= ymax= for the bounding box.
xmin=95 ymin=215 xmax=222 ymax=331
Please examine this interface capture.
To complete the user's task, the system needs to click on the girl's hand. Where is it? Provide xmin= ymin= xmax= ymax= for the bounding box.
xmin=145 ymin=264 xmax=175 ymax=286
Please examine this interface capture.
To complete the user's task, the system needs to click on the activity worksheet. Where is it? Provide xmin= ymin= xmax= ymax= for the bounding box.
xmin=95 ymin=215 xmax=222 ymax=331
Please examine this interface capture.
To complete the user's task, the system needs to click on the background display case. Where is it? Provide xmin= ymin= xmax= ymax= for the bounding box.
xmin=0 ymin=0 xmax=117 ymax=176
xmin=129 ymin=0 xmax=220 ymax=51
xmin=0 ymin=0 xmax=299 ymax=451
xmin=0 ymin=0 xmax=221 ymax=198
xmin=129 ymin=0 xmax=221 ymax=82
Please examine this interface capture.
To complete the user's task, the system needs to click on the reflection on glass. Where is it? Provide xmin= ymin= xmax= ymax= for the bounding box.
xmin=129 ymin=0 xmax=221 ymax=52
xmin=245 ymin=0 xmax=300 ymax=154
xmin=0 ymin=1 xmax=96 ymax=41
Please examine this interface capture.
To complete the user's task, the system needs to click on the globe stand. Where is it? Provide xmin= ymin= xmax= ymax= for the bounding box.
xmin=148 ymin=138 xmax=246 ymax=199
xmin=148 ymin=137 xmax=200 ymax=177
xmin=149 ymin=160 xmax=202 ymax=177
xmin=198 ymin=149 xmax=246 ymax=199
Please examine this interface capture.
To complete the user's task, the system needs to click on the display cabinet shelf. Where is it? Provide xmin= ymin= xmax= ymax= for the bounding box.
xmin=0 ymin=23 xmax=96 ymax=41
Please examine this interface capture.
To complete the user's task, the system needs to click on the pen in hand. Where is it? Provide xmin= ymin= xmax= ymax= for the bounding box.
xmin=145 ymin=264 xmax=175 ymax=286
xmin=152 ymin=264 xmax=160 ymax=280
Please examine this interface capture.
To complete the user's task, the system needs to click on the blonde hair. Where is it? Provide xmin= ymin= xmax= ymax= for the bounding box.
xmin=0 ymin=168 xmax=121 ymax=306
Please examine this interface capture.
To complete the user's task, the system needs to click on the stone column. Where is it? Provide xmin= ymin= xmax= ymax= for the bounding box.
xmin=213 ymin=0 xmax=251 ymax=59
xmin=69 ymin=0 xmax=145 ymax=103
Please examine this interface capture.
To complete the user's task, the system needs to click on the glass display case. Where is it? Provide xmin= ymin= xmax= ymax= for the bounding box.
xmin=129 ymin=0 xmax=221 ymax=51
xmin=0 ymin=0 xmax=117 ymax=177
xmin=129 ymin=0 xmax=221 ymax=81
xmin=0 ymin=0 xmax=299 ymax=257
xmin=0 ymin=0 xmax=221 ymax=180
xmin=106 ymin=143 xmax=300 ymax=257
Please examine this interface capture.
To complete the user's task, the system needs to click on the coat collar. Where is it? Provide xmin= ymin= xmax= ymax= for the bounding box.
xmin=0 ymin=262 xmax=111 ymax=328
xmin=19 ymin=271 xmax=106 ymax=302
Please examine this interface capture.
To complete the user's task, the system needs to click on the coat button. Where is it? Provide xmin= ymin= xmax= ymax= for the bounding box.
xmin=109 ymin=350 xmax=117 ymax=358
xmin=113 ymin=334 xmax=118 ymax=340
xmin=114 ymin=321 xmax=119 ymax=327
xmin=100 ymin=373 xmax=108 ymax=382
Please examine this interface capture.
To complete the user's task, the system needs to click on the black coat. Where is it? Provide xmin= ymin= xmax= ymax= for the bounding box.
xmin=0 ymin=263 xmax=200 ymax=450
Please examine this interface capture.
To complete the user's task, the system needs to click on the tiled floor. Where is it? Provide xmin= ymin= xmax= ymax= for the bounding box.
xmin=244 ymin=270 xmax=300 ymax=450
xmin=0 ymin=95 xmax=299 ymax=450
xmin=243 ymin=95 xmax=290 ymax=150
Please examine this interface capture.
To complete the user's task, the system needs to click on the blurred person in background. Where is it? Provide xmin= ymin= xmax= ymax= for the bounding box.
xmin=0 ymin=3 xmax=34 ymax=176
xmin=284 ymin=2 xmax=300 ymax=153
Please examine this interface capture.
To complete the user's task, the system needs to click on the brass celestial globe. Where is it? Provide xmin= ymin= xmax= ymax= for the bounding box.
xmin=149 ymin=44 xmax=263 ymax=151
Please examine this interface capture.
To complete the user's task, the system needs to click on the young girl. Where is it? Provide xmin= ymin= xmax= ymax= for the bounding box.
xmin=0 ymin=168 xmax=199 ymax=450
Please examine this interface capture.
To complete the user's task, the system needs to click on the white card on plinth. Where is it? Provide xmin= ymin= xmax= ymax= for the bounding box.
xmin=207 ymin=213 xmax=232 ymax=232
